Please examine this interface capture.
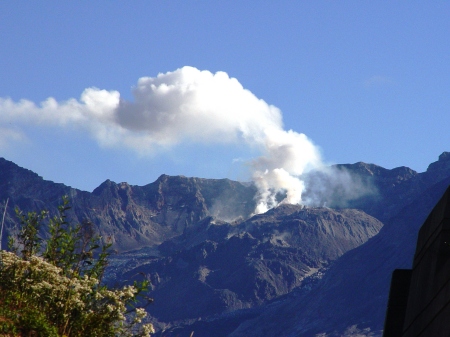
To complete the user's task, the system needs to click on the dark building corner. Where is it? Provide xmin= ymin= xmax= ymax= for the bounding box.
xmin=383 ymin=185 xmax=450 ymax=337
xmin=383 ymin=269 xmax=412 ymax=337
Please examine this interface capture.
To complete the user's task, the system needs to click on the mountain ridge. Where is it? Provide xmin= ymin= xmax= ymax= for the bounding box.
xmin=1 ymin=152 xmax=450 ymax=336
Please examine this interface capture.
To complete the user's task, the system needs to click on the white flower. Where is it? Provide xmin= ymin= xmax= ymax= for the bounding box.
xmin=133 ymin=307 xmax=147 ymax=323
xmin=141 ymin=323 xmax=155 ymax=336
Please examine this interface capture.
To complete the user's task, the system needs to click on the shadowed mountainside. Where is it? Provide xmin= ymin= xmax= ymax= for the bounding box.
xmin=0 ymin=158 xmax=256 ymax=252
xmin=225 ymin=153 xmax=450 ymax=337
xmin=109 ymin=206 xmax=382 ymax=327
xmin=158 ymin=152 xmax=450 ymax=336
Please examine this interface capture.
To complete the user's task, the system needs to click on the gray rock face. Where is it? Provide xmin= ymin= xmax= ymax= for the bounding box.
xmin=0 ymin=159 xmax=256 ymax=252
xmin=110 ymin=206 xmax=382 ymax=326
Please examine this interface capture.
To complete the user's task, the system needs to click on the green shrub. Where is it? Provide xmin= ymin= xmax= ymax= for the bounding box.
xmin=0 ymin=197 xmax=154 ymax=337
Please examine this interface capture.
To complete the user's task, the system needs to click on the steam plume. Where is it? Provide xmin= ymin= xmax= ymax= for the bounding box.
xmin=0 ymin=66 xmax=328 ymax=213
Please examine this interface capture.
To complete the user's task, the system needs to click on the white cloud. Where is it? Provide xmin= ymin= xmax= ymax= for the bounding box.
xmin=0 ymin=66 xmax=329 ymax=213
xmin=0 ymin=127 xmax=25 ymax=149
xmin=115 ymin=66 xmax=283 ymax=149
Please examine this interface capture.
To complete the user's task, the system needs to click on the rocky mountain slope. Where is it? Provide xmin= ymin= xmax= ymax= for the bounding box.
xmin=0 ymin=158 xmax=256 ymax=252
xmin=150 ymin=152 xmax=450 ymax=336
xmin=110 ymin=206 xmax=382 ymax=328
xmin=213 ymin=153 xmax=450 ymax=337
xmin=1 ymin=153 xmax=450 ymax=336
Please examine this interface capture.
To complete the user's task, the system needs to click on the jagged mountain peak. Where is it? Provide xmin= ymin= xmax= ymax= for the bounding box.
xmin=92 ymin=179 xmax=116 ymax=194
xmin=0 ymin=157 xmax=74 ymax=204
xmin=336 ymin=161 xmax=418 ymax=179
xmin=437 ymin=151 xmax=450 ymax=161
xmin=338 ymin=161 xmax=388 ymax=176
xmin=0 ymin=157 xmax=44 ymax=183
xmin=426 ymin=151 xmax=450 ymax=172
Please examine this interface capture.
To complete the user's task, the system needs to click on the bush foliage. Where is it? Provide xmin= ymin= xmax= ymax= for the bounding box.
xmin=0 ymin=197 xmax=154 ymax=337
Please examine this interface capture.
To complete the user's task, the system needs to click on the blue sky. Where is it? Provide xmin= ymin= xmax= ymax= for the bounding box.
xmin=1 ymin=2 xmax=449 ymax=192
